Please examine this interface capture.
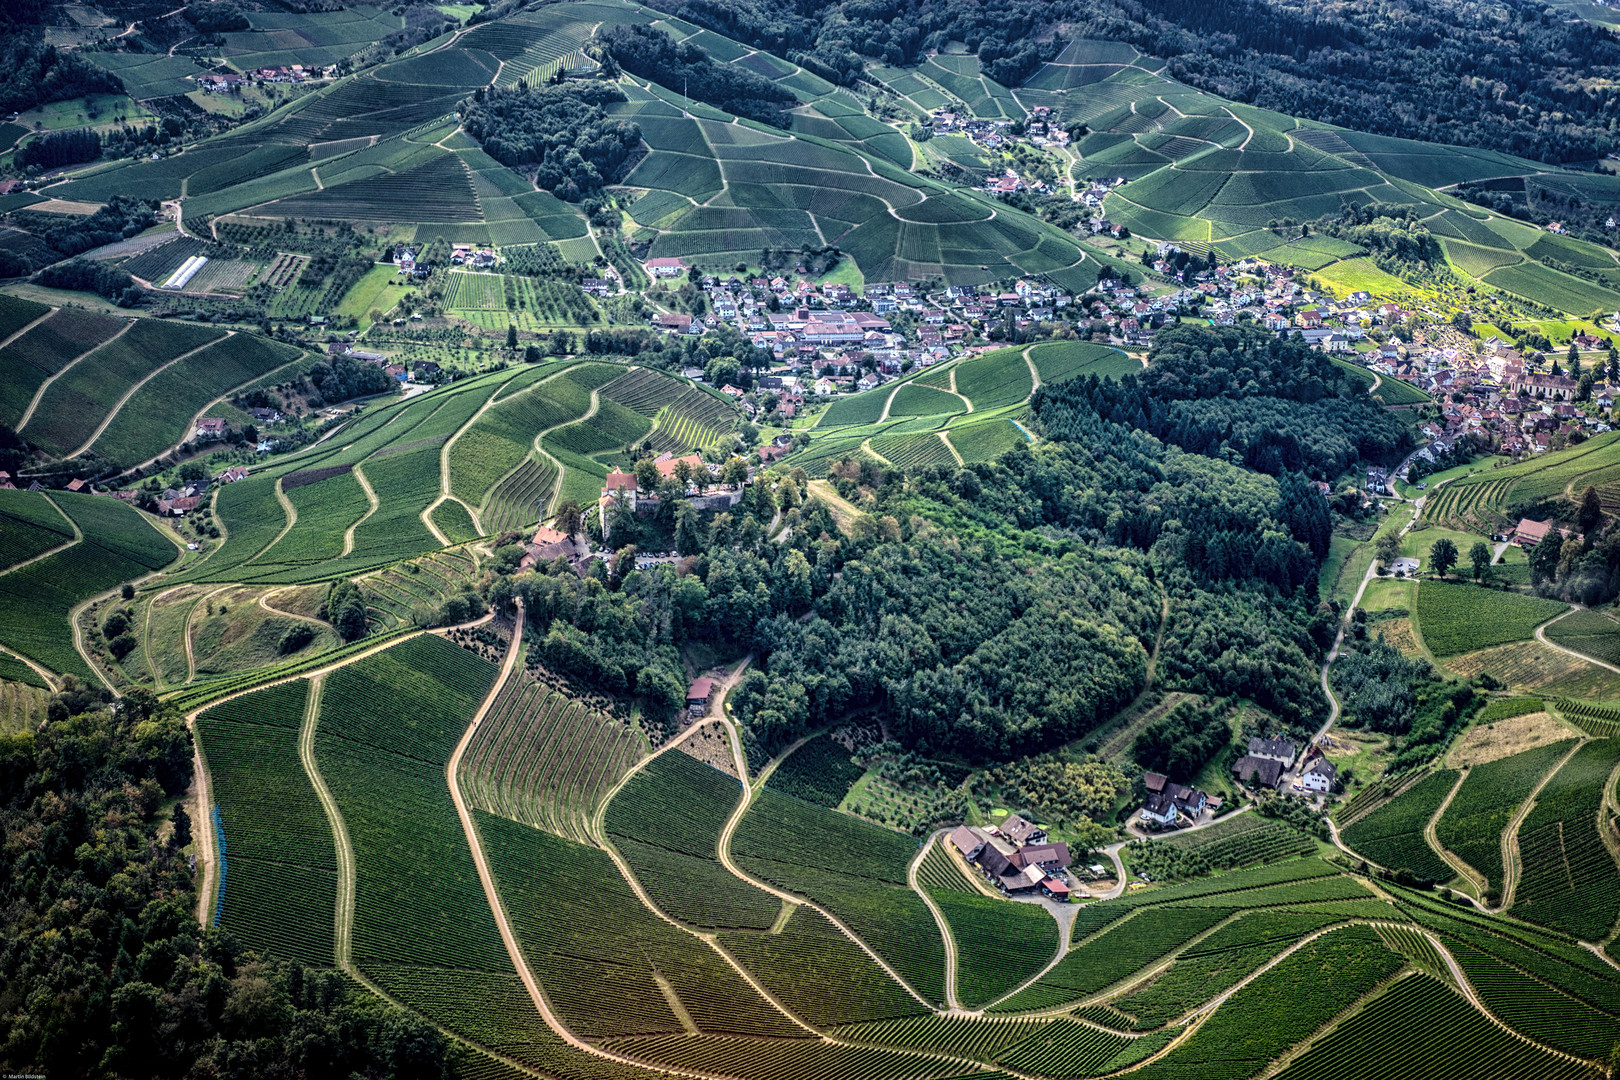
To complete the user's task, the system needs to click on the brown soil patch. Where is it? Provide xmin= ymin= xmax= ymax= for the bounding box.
xmin=675 ymin=723 xmax=736 ymax=777
xmin=1373 ymin=617 xmax=1422 ymax=658
xmin=1450 ymin=711 xmax=1578 ymax=767
xmin=1446 ymin=639 xmax=1620 ymax=699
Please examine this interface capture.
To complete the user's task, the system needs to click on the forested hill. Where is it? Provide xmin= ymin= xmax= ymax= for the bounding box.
xmin=654 ymin=0 xmax=1620 ymax=162
xmin=716 ymin=326 xmax=1352 ymax=768
xmin=1035 ymin=325 xmax=1415 ymax=479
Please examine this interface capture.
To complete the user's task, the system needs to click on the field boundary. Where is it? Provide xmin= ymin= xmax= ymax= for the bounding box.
xmin=63 ymin=330 xmax=237 ymax=460
xmin=1496 ymin=737 xmax=1585 ymax=912
xmin=15 ymin=318 xmax=134 ymax=432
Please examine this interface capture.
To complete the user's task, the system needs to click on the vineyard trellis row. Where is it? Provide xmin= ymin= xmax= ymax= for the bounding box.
xmin=462 ymin=669 xmax=645 ymax=843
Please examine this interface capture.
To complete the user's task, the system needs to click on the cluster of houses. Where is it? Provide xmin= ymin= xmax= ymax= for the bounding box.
xmin=198 ymin=64 xmax=335 ymax=92
xmin=949 ymin=815 xmax=1075 ymax=901
xmin=1378 ymin=339 xmax=1610 ymax=457
xmin=324 ymin=342 xmax=441 ymax=384
xmin=642 ymin=256 xmax=1147 ymax=395
xmin=1229 ymin=736 xmax=1337 ymax=795
xmin=929 ymin=104 xmax=1071 ymax=151
xmin=1138 ymin=773 xmax=1211 ymax=830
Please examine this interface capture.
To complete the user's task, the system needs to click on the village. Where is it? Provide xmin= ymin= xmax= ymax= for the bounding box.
xmin=631 ymin=249 xmax=1620 ymax=454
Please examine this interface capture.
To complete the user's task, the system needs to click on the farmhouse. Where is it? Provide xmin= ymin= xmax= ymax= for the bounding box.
xmin=195 ymin=418 xmax=228 ymax=438
xmin=1514 ymin=518 xmax=1555 ymax=546
xmin=1232 ymin=755 xmax=1285 ymax=790
xmin=1300 ymin=752 xmax=1337 ymax=794
xmin=646 ymin=257 xmax=688 ymax=278
xmin=949 ymin=825 xmax=1072 ymax=894
xmin=1139 ymin=784 xmax=1208 ymax=829
xmin=998 ymin=814 xmax=1048 ymax=845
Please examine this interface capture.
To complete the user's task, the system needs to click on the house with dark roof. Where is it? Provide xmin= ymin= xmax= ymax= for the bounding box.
xmin=1300 ymin=752 xmax=1337 ymax=794
xmin=953 ymin=825 xmax=1072 ymax=893
xmin=1232 ymin=755 xmax=1285 ymax=790
xmin=1247 ymin=737 xmax=1297 ymax=766
xmin=1139 ymin=784 xmax=1208 ymax=829
xmin=998 ymin=814 xmax=1048 ymax=846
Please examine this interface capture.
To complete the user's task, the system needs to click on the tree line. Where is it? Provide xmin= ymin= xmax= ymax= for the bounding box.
xmin=595 ymin=24 xmax=798 ymax=127
xmin=458 ymin=83 xmax=642 ymax=201
xmin=652 ymin=0 xmax=1620 ymax=163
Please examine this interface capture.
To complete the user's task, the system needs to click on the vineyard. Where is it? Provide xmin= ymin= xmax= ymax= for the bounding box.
xmin=993 ymin=858 xmax=1365 ymax=1012
xmin=1274 ymin=972 xmax=1588 ymax=1080
xmin=1104 ymin=909 xmax=1365 ymax=1030
xmin=870 ymin=431 xmax=958 ymax=471
xmin=1414 ymin=582 xmax=1567 ymax=659
xmin=766 ymin=732 xmax=866 ymax=807
xmin=314 ymin=635 xmax=507 ymax=974
xmin=367 ymin=550 xmax=485 ymax=628
xmin=483 ymin=456 xmax=559 ymax=534
xmin=996 ymin=904 xmax=1235 ymax=1012
xmin=732 ymin=789 xmax=946 ymax=1004
xmin=835 ymin=1015 xmax=1049 ymax=1062
xmin=1115 ymin=926 xmax=1405 ymax=1080
xmin=1555 ymin=698 xmax=1620 ymax=737
xmin=461 ymin=668 xmax=644 ymax=843
xmin=477 ymin=810 xmax=806 ymax=1040
xmin=1433 ymin=739 xmax=1576 ymax=892
xmin=915 ymin=840 xmax=979 ymax=892
xmin=1158 ymin=812 xmax=1318 ymax=870
xmin=447 ymin=272 xmax=507 ymax=311
xmin=0 ymin=492 xmax=178 ymax=680
xmin=0 ymin=489 xmax=74 ymax=573
xmin=1340 ymin=770 xmax=1458 ymax=883
xmin=599 ymin=367 xmax=685 ymax=415
xmin=447 ymin=362 xmax=589 ymax=509
xmin=1446 ymin=939 xmax=1620 ymax=1058
xmin=929 ymin=886 xmax=1059 ymax=1007
xmin=0 ymin=306 xmax=127 ymax=428
xmin=1510 ymin=736 xmax=1620 ymax=939
xmin=19 ymin=318 xmax=225 ymax=457
xmin=647 ymin=385 xmax=737 ymax=454
xmin=605 ymin=751 xmax=782 ymax=930
xmin=721 ymin=905 xmax=928 ymax=1027
xmin=1544 ymin=608 xmax=1620 ymax=668
xmin=195 ymin=680 xmax=337 ymax=967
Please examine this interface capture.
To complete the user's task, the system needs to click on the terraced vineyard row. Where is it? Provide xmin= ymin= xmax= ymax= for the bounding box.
xmin=732 ymin=789 xmax=946 ymax=1005
xmin=314 ymin=635 xmax=506 ymax=973
xmin=195 ymin=680 xmax=337 ymax=967
xmin=1339 ymin=770 xmax=1459 ymax=883
xmin=1433 ymin=739 xmax=1576 ymax=892
xmin=1510 ymin=737 xmax=1620 ymax=939
xmin=483 ymin=456 xmax=559 ymax=535
xmin=462 ymin=670 xmax=645 ymax=843
xmin=604 ymin=750 xmax=782 ymax=931
xmin=478 ymin=810 xmax=807 ymax=1040
xmin=1554 ymin=698 xmax=1620 ymax=737
xmin=598 ymin=367 xmax=683 ymax=415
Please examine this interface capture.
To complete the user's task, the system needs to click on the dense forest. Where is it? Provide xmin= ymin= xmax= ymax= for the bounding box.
xmin=0 ymin=36 xmax=124 ymax=115
xmin=458 ymin=83 xmax=642 ymax=200
xmin=1036 ymin=324 xmax=1413 ymax=481
xmin=0 ymin=682 xmax=450 ymax=1078
xmin=8 ymin=195 xmax=157 ymax=270
xmin=596 ymin=23 xmax=798 ymax=126
xmin=655 ymin=0 xmax=1620 ymax=162
xmin=14 ymin=127 xmax=101 ymax=171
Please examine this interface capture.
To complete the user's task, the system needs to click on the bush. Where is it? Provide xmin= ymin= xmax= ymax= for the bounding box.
xmin=278 ymin=624 xmax=316 ymax=654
